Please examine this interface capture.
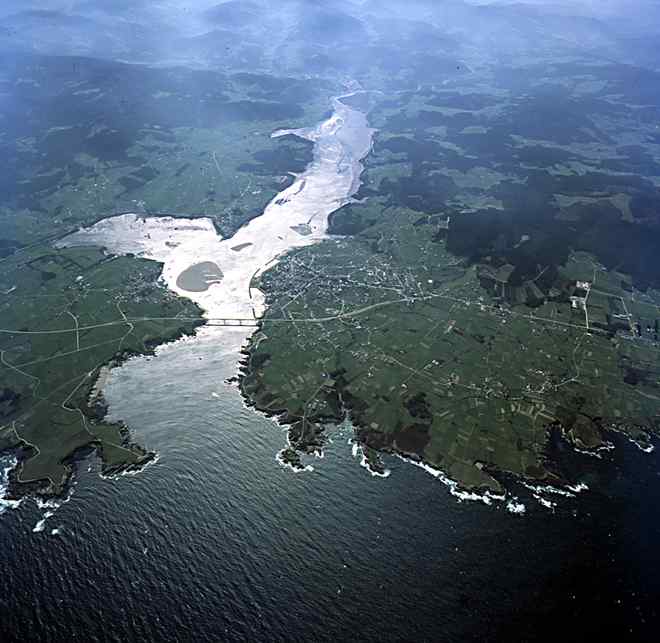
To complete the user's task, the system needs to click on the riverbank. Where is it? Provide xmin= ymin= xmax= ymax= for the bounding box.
xmin=45 ymin=95 xmax=374 ymax=494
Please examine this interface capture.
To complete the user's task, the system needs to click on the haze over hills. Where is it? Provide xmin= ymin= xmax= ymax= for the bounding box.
xmin=1 ymin=0 xmax=659 ymax=73
xmin=2 ymin=2 xmax=660 ymax=640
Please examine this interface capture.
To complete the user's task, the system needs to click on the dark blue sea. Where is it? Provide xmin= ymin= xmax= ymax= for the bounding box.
xmin=1 ymin=329 xmax=659 ymax=642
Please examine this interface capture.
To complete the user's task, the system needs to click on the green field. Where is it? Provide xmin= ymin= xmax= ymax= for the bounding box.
xmin=0 ymin=244 xmax=204 ymax=494
xmin=241 ymin=76 xmax=660 ymax=493
xmin=0 ymin=57 xmax=333 ymax=498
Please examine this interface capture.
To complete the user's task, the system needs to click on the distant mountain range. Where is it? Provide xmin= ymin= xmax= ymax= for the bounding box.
xmin=0 ymin=0 xmax=658 ymax=74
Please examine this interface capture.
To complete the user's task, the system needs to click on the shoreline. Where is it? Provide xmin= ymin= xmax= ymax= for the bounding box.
xmin=1 ymin=303 xmax=206 ymax=504
xmin=239 ymin=335 xmax=649 ymax=510
xmin=25 ymin=93 xmax=374 ymax=502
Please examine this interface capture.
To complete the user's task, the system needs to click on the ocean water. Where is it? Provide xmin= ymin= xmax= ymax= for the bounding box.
xmin=0 ymin=328 xmax=659 ymax=642
xmin=2 ymin=98 xmax=660 ymax=642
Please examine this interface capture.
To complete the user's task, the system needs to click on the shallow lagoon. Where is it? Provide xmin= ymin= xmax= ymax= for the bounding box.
xmin=5 ymin=96 xmax=659 ymax=641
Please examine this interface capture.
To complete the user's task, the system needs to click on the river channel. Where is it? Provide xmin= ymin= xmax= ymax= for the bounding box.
xmin=1 ymin=98 xmax=659 ymax=642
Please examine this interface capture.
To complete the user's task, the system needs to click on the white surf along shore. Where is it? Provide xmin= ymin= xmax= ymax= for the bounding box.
xmin=52 ymin=95 xmax=587 ymax=514
xmin=58 ymin=95 xmax=378 ymax=475
xmin=56 ymin=97 xmax=579 ymax=513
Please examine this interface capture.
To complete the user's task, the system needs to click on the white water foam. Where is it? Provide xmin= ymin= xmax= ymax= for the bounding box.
xmin=572 ymin=441 xmax=615 ymax=459
xmin=275 ymin=449 xmax=314 ymax=474
xmin=347 ymin=438 xmax=391 ymax=477
xmin=605 ymin=424 xmax=656 ymax=455
xmin=359 ymin=455 xmax=391 ymax=479
xmin=33 ymin=511 xmax=54 ymax=533
xmin=0 ymin=456 xmax=23 ymax=515
xmin=533 ymin=494 xmax=557 ymax=511
xmin=97 ymin=453 xmax=162 ymax=483
xmin=394 ymin=454 xmax=507 ymax=506
xmin=567 ymin=482 xmax=589 ymax=493
xmin=521 ymin=479 xmax=590 ymax=510
xmin=58 ymin=96 xmax=375 ymax=477
xmin=506 ymin=500 xmax=526 ymax=515
xmin=31 ymin=483 xmax=77 ymax=534
xmin=522 ymin=482 xmax=576 ymax=498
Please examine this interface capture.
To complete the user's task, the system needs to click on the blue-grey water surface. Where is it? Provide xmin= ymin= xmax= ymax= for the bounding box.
xmin=2 ymin=96 xmax=660 ymax=642
xmin=1 ymin=326 xmax=659 ymax=642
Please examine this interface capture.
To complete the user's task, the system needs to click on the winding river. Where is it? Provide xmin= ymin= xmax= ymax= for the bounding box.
xmin=59 ymin=95 xmax=374 ymax=480
xmin=62 ymin=96 xmax=374 ymax=324
xmin=2 ymin=98 xmax=660 ymax=642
